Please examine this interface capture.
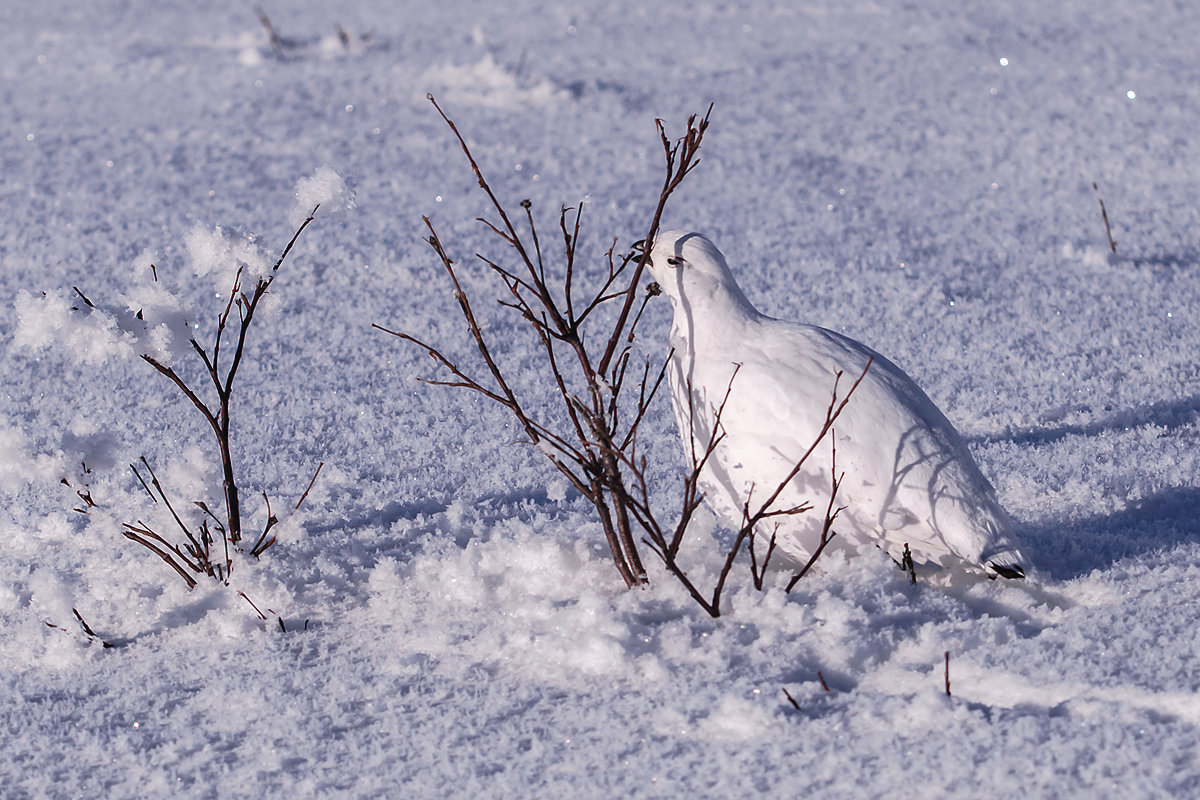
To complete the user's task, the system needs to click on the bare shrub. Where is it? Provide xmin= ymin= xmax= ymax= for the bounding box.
xmin=41 ymin=201 xmax=331 ymax=595
xmin=113 ymin=212 xmax=324 ymax=587
xmin=377 ymin=97 xmax=861 ymax=616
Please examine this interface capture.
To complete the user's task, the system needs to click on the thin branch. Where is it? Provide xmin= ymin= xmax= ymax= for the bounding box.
xmin=428 ymin=95 xmax=540 ymax=280
xmin=120 ymin=525 xmax=199 ymax=589
xmin=748 ymin=359 xmax=872 ymax=524
xmin=254 ymin=6 xmax=284 ymax=57
xmin=371 ymin=323 xmax=515 ymax=408
xmin=129 ymin=462 xmax=156 ymax=501
xmin=71 ymin=286 xmax=95 ymax=308
xmin=136 ymin=457 xmax=205 ymax=558
xmin=140 ymin=355 xmax=220 ymax=436
xmin=272 ymin=205 xmax=320 ymax=274
xmin=596 ymin=104 xmax=712 ymax=377
xmin=784 ymin=531 xmax=837 ymax=593
xmin=72 ymin=608 xmax=114 ymax=648
xmin=239 ymin=590 xmax=267 ymax=621
xmin=292 ymin=461 xmax=325 ymax=513
xmin=786 ymin=431 xmax=846 ymax=592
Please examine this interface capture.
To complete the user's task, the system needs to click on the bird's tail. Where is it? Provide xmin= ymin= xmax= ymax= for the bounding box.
xmin=980 ymin=546 xmax=1026 ymax=580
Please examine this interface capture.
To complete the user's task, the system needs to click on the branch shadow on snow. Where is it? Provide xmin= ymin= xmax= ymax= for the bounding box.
xmin=303 ymin=486 xmax=565 ymax=563
xmin=1023 ymin=485 xmax=1200 ymax=580
xmin=968 ymin=394 xmax=1200 ymax=449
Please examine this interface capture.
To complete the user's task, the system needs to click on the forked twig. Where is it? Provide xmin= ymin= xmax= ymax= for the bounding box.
xmin=250 ymin=461 xmax=324 ymax=558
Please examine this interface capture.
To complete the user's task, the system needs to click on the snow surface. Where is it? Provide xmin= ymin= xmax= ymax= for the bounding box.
xmin=4 ymin=0 xmax=1200 ymax=797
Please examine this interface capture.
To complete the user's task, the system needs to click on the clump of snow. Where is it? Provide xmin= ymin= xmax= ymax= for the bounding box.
xmin=13 ymin=289 xmax=138 ymax=365
xmin=291 ymin=166 xmax=354 ymax=227
xmin=14 ymin=254 xmax=194 ymax=367
xmin=185 ymin=223 xmax=272 ymax=288
xmin=28 ymin=567 xmax=76 ymax=625
xmin=0 ymin=425 xmax=61 ymax=490
xmin=118 ymin=282 xmax=194 ymax=365
xmin=692 ymin=695 xmax=781 ymax=742
xmin=238 ymin=46 xmax=264 ymax=67
xmin=368 ymin=520 xmax=640 ymax=685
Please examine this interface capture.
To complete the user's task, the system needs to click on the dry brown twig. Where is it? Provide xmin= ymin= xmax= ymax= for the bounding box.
xmin=254 ymin=6 xmax=285 ymax=57
xmin=380 ymin=96 xmax=866 ymax=616
xmin=43 ymin=608 xmax=114 ymax=649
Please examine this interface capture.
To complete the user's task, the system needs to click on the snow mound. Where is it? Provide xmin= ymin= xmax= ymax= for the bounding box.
xmin=420 ymin=54 xmax=567 ymax=109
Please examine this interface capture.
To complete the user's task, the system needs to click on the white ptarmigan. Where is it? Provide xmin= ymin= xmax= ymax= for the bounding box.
xmin=642 ymin=230 xmax=1026 ymax=578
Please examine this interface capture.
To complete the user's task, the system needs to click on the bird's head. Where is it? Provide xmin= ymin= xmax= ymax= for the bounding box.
xmin=631 ymin=230 xmax=747 ymax=313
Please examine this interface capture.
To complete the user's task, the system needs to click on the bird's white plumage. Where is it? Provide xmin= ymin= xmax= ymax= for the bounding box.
xmin=646 ymin=231 xmax=1025 ymax=577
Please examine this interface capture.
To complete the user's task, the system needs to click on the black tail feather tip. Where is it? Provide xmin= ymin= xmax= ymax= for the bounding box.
xmin=987 ymin=562 xmax=1026 ymax=580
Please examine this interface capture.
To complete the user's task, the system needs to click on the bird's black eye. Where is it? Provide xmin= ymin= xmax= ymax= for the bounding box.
xmin=666 ymin=256 xmax=683 ymax=267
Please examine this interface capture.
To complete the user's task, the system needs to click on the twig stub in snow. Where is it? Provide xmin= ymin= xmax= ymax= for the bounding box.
xmin=902 ymin=543 xmax=916 ymax=584
xmin=1092 ymin=181 xmax=1118 ymax=253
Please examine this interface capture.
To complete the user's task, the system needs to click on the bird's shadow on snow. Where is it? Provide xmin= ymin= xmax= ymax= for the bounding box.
xmin=969 ymin=395 xmax=1200 ymax=577
xmin=1023 ymin=485 xmax=1200 ymax=580
xmin=969 ymin=394 xmax=1200 ymax=449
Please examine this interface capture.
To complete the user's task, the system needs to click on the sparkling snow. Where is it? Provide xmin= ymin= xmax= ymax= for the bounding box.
xmin=3 ymin=1 xmax=1200 ymax=798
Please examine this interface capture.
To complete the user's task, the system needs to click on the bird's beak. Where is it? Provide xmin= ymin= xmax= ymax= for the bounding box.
xmin=627 ymin=238 xmax=647 ymax=264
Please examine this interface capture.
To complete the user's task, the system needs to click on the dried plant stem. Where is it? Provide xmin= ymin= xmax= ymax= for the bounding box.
xmin=140 ymin=206 xmax=318 ymax=546
xmin=1092 ymin=181 xmax=1118 ymax=253
xmin=255 ymin=6 xmax=284 ymax=57
xmin=901 ymin=543 xmax=917 ymax=584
